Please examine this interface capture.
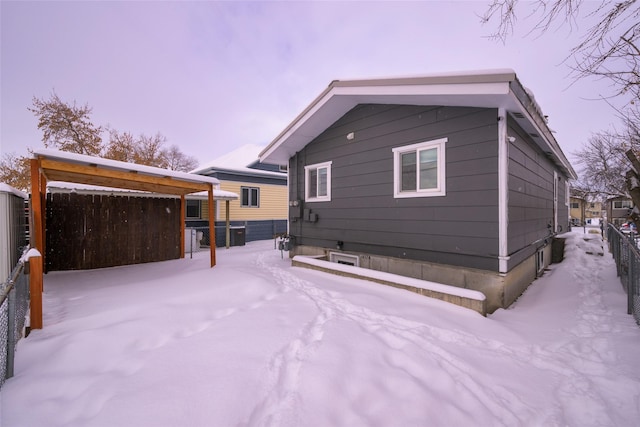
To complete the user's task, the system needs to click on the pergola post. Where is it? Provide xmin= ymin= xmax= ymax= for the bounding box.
xmin=180 ymin=195 xmax=186 ymax=258
xmin=29 ymin=158 xmax=44 ymax=329
xmin=226 ymin=200 xmax=230 ymax=249
xmin=208 ymin=185 xmax=216 ymax=267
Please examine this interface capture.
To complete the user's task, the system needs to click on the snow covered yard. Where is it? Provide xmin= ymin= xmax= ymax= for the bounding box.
xmin=2 ymin=229 xmax=640 ymax=426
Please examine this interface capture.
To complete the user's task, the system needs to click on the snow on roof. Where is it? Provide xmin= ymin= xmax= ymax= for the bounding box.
xmin=192 ymin=144 xmax=264 ymax=173
xmin=191 ymin=144 xmax=285 ymax=178
xmin=0 ymin=183 xmax=28 ymax=199
xmin=34 ymin=149 xmax=220 ymax=186
xmin=47 ymin=181 xmax=238 ymax=200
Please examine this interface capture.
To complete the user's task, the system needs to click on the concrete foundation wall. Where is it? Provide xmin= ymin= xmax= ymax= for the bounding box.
xmin=291 ymin=244 xmax=548 ymax=313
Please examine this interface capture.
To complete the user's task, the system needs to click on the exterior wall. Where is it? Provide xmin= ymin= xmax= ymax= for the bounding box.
xmin=218 ymin=181 xmax=288 ymax=221
xmin=287 ymin=103 xmax=571 ymax=310
xmin=0 ymin=190 xmax=28 ymax=282
xmin=505 ymin=119 xmax=569 ymax=270
xmin=289 ymin=104 xmax=502 ymax=272
xmin=607 ymin=197 xmax=633 ymax=226
xmin=570 ymin=198 xmax=603 ymax=225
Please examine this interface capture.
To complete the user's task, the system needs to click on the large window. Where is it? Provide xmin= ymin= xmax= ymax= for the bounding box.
xmin=305 ymin=161 xmax=332 ymax=202
xmin=614 ymin=200 xmax=632 ymax=209
xmin=241 ymin=186 xmax=259 ymax=207
xmin=393 ymin=138 xmax=446 ymax=198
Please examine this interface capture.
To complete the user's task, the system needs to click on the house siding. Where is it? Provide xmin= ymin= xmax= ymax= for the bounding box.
xmin=505 ymin=119 xmax=570 ymax=269
xmin=218 ymin=181 xmax=288 ymax=221
xmin=290 ymin=104 xmax=501 ymax=271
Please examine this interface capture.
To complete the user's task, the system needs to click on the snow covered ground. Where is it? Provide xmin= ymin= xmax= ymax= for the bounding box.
xmin=2 ymin=228 xmax=640 ymax=426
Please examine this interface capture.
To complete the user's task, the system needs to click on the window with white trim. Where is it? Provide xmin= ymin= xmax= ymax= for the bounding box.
xmin=393 ymin=138 xmax=446 ymax=198
xmin=614 ymin=200 xmax=632 ymax=209
xmin=305 ymin=161 xmax=332 ymax=202
xmin=241 ymin=186 xmax=259 ymax=207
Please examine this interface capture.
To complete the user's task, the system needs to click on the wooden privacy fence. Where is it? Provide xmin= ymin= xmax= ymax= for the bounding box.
xmin=46 ymin=193 xmax=181 ymax=271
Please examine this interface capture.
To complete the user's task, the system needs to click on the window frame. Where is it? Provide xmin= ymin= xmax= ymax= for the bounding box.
xmin=613 ymin=200 xmax=632 ymax=209
xmin=185 ymin=200 xmax=202 ymax=219
xmin=304 ymin=161 xmax=332 ymax=202
xmin=241 ymin=186 xmax=260 ymax=208
xmin=392 ymin=138 xmax=447 ymax=198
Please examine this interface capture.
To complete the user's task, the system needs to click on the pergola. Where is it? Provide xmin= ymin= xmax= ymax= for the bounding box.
xmin=29 ymin=149 xmax=235 ymax=328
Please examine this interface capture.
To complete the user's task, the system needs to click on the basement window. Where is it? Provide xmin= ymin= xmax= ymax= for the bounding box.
xmin=329 ymin=252 xmax=359 ymax=267
xmin=536 ymin=249 xmax=545 ymax=276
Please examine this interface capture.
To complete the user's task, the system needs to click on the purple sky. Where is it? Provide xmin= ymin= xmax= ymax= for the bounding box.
xmin=0 ymin=1 xmax=631 ymax=169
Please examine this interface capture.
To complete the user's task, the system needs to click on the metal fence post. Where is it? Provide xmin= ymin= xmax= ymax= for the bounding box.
xmin=6 ymin=285 xmax=15 ymax=379
xmin=629 ymin=241 xmax=634 ymax=315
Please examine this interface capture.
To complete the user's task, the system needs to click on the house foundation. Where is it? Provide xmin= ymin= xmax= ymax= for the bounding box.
xmin=290 ymin=244 xmax=551 ymax=314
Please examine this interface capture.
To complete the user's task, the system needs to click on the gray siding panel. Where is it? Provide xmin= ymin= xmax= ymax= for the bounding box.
xmin=506 ymin=118 xmax=570 ymax=268
xmin=290 ymin=104 xmax=501 ymax=271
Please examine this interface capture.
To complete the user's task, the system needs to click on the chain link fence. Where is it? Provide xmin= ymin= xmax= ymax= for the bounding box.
xmin=607 ymin=223 xmax=640 ymax=325
xmin=1 ymin=259 xmax=30 ymax=389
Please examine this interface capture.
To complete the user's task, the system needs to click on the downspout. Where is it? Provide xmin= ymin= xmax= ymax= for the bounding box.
xmin=498 ymin=108 xmax=509 ymax=274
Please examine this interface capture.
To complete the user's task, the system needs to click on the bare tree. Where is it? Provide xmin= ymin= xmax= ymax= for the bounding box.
xmin=103 ymin=129 xmax=136 ymax=163
xmin=132 ymin=133 xmax=169 ymax=168
xmin=0 ymin=152 xmax=31 ymax=192
xmin=164 ymin=144 xmax=198 ymax=172
xmin=29 ymin=92 xmax=103 ymax=155
xmin=572 ymin=130 xmax=631 ymax=200
xmin=481 ymin=0 xmax=640 ymax=101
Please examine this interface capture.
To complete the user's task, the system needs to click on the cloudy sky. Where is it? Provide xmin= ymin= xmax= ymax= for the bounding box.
xmin=0 ymin=1 xmax=631 ymax=169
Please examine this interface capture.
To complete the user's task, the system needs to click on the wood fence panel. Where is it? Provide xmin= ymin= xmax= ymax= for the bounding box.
xmin=46 ymin=194 xmax=181 ymax=271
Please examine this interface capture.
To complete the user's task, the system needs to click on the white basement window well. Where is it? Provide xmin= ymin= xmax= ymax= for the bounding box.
xmin=393 ymin=138 xmax=447 ymax=198
xmin=305 ymin=161 xmax=332 ymax=202
xmin=330 ymin=252 xmax=359 ymax=267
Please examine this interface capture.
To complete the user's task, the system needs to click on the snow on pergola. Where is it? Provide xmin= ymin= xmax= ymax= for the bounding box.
xmin=29 ymin=149 xmax=238 ymax=329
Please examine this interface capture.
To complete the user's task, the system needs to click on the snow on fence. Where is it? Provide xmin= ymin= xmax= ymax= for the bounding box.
xmin=0 ymin=259 xmax=30 ymax=390
xmin=607 ymin=223 xmax=640 ymax=325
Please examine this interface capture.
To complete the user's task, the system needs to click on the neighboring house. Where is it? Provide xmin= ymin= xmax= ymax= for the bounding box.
xmin=569 ymin=197 xmax=603 ymax=226
xmin=260 ymin=69 xmax=577 ymax=313
xmin=606 ymin=196 xmax=633 ymax=226
xmin=191 ymin=144 xmax=288 ymax=245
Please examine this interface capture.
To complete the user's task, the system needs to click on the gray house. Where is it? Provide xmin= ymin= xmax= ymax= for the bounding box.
xmin=260 ymin=69 xmax=577 ymax=313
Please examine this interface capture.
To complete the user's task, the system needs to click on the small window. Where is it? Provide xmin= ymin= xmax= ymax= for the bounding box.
xmin=305 ymin=161 xmax=332 ymax=202
xmin=570 ymin=202 xmax=579 ymax=209
xmin=393 ymin=138 xmax=446 ymax=198
xmin=186 ymin=200 xmax=201 ymax=219
xmin=536 ymin=249 xmax=545 ymax=276
xmin=241 ymin=187 xmax=259 ymax=207
xmin=330 ymin=252 xmax=359 ymax=267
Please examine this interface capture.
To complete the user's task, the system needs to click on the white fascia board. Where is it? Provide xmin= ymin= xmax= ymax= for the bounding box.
xmin=332 ymin=81 xmax=510 ymax=98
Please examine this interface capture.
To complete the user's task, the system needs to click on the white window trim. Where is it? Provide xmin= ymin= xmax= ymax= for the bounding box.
xmin=329 ymin=252 xmax=359 ymax=267
xmin=241 ymin=186 xmax=260 ymax=208
xmin=392 ymin=138 xmax=447 ymax=198
xmin=305 ymin=161 xmax=332 ymax=202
